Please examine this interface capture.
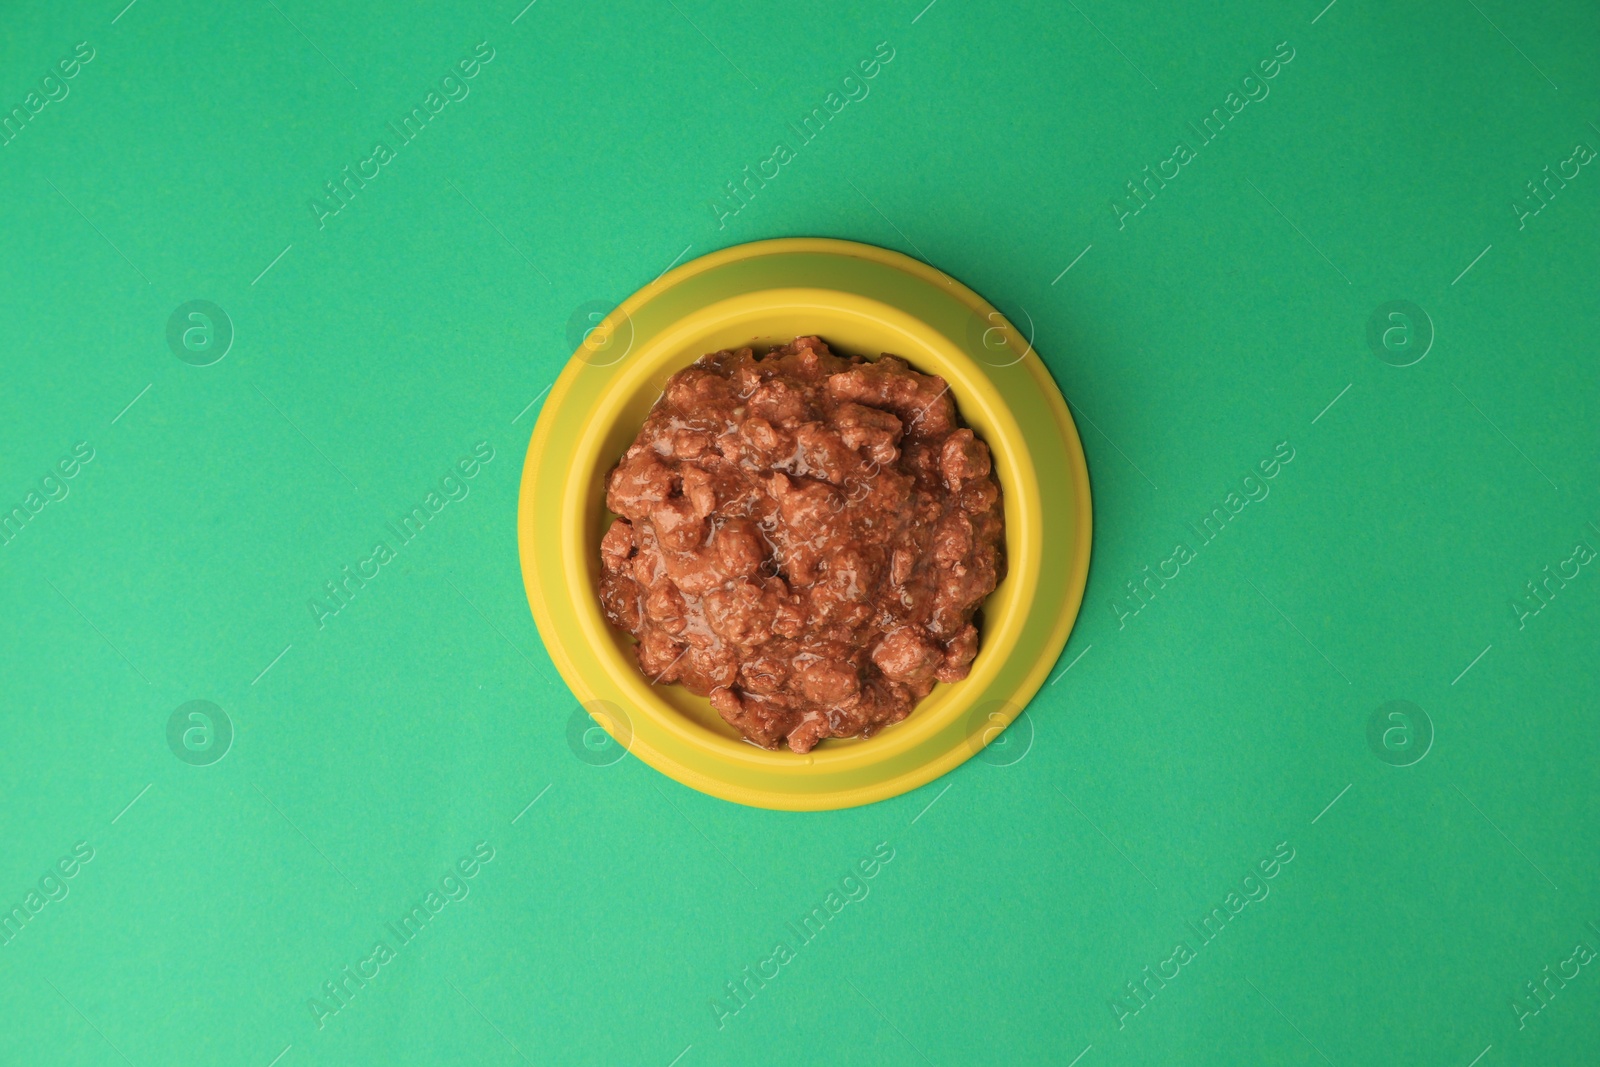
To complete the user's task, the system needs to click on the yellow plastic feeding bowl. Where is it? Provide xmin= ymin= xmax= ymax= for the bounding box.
xmin=519 ymin=238 xmax=1091 ymax=810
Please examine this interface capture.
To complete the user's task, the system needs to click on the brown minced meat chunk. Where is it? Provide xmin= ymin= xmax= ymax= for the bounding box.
xmin=597 ymin=336 xmax=1005 ymax=753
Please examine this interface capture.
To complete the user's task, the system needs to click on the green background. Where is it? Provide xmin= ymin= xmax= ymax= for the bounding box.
xmin=3 ymin=0 xmax=1596 ymax=1064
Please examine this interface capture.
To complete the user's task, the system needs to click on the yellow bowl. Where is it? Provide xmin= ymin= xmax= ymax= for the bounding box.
xmin=519 ymin=238 xmax=1091 ymax=810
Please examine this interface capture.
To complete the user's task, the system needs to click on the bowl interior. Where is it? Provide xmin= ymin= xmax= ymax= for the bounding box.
xmin=573 ymin=292 xmax=1034 ymax=757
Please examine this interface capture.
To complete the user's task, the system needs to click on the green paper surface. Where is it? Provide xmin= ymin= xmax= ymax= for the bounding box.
xmin=3 ymin=1 xmax=1596 ymax=1064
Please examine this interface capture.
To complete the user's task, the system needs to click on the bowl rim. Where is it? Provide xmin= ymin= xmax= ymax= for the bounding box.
xmin=520 ymin=238 xmax=1092 ymax=809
